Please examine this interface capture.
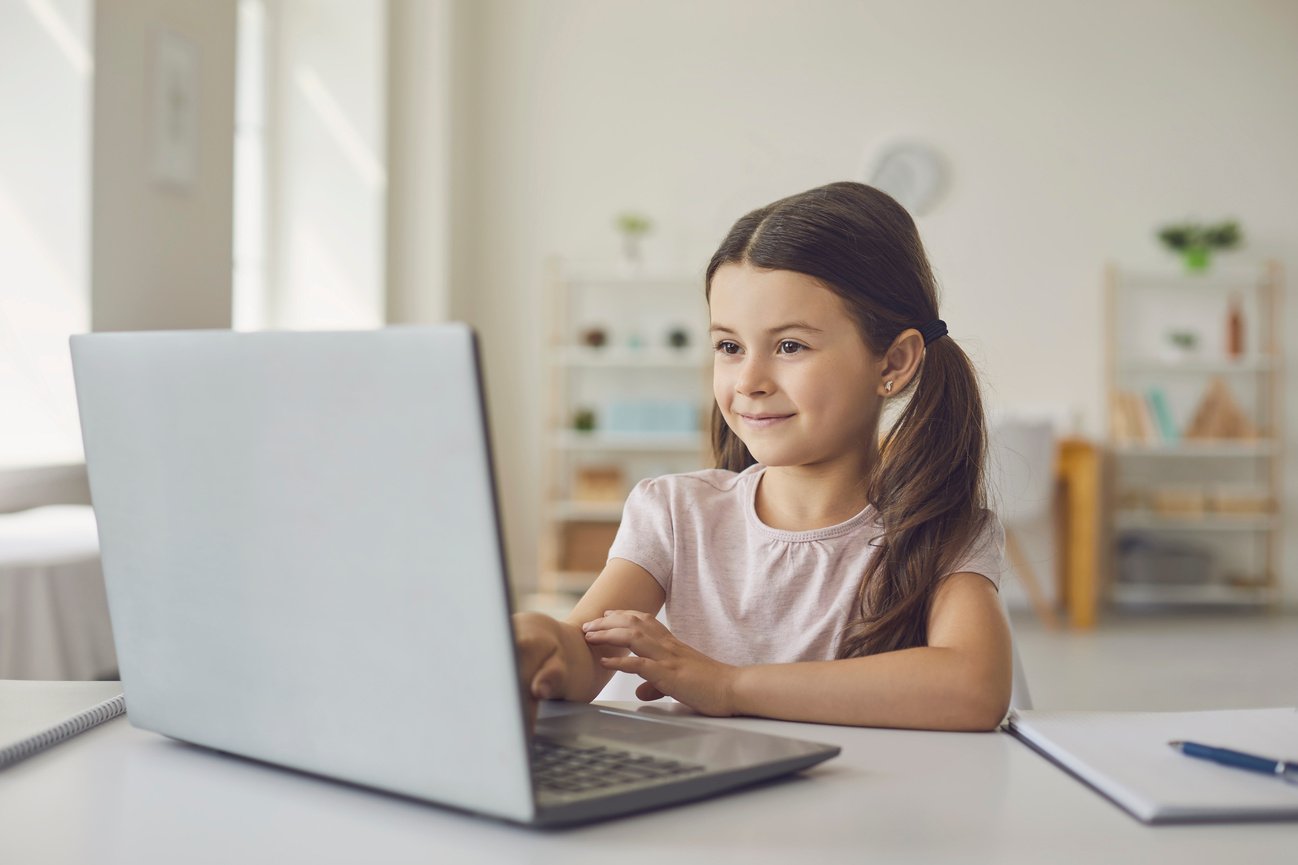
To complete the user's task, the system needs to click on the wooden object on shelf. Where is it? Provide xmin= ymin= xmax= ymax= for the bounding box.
xmin=573 ymin=466 xmax=625 ymax=502
xmin=1183 ymin=378 xmax=1257 ymax=440
xmin=1210 ymin=487 xmax=1272 ymax=515
xmin=1150 ymin=487 xmax=1206 ymax=517
xmin=559 ymin=521 xmax=619 ymax=574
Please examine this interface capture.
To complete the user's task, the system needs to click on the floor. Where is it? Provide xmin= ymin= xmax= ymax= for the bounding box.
xmin=1009 ymin=610 xmax=1298 ymax=712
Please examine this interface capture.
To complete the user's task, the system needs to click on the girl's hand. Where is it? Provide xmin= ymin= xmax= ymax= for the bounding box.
xmin=512 ymin=612 xmax=571 ymax=729
xmin=581 ymin=610 xmax=739 ymax=717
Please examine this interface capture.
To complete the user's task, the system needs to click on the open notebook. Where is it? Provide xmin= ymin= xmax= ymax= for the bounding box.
xmin=1007 ymin=707 xmax=1298 ymax=823
xmin=0 ymin=681 xmax=125 ymax=769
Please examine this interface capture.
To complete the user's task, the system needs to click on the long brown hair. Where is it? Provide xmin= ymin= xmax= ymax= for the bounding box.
xmin=705 ymin=181 xmax=989 ymax=658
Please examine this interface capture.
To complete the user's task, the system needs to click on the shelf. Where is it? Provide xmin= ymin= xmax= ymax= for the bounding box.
xmin=1110 ymin=440 xmax=1276 ymax=457
xmin=1111 ymin=582 xmax=1276 ymax=607
xmin=554 ymin=431 xmax=706 ymax=452
xmin=554 ymin=346 xmax=708 ymax=369
xmin=1114 ymin=512 xmax=1278 ymax=532
xmin=539 ymin=570 xmax=601 ymax=594
xmin=548 ymin=500 xmax=624 ymax=521
xmin=1115 ymin=266 xmax=1270 ymax=291
xmin=1117 ymin=358 xmax=1275 ymax=374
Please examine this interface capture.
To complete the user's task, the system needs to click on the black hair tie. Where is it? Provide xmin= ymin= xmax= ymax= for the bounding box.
xmin=920 ymin=319 xmax=948 ymax=346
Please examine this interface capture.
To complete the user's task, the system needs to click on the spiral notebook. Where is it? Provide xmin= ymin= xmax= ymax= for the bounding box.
xmin=0 ymin=681 xmax=125 ymax=769
xmin=1007 ymin=707 xmax=1298 ymax=823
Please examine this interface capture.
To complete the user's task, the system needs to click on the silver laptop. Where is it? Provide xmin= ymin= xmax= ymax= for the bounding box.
xmin=70 ymin=325 xmax=838 ymax=827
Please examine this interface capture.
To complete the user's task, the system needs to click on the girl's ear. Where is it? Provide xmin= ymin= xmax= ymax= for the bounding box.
xmin=876 ymin=328 xmax=925 ymax=397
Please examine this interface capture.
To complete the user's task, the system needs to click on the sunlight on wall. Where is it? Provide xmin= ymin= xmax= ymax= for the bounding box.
xmin=0 ymin=0 xmax=90 ymax=467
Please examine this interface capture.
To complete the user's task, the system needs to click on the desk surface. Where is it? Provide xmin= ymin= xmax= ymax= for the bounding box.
xmin=0 ymin=700 xmax=1290 ymax=864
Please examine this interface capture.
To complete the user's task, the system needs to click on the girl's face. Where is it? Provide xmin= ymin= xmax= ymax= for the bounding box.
xmin=709 ymin=263 xmax=882 ymax=471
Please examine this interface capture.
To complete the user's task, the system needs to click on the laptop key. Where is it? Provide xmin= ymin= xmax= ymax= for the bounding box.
xmin=533 ymin=739 xmax=705 ymax=796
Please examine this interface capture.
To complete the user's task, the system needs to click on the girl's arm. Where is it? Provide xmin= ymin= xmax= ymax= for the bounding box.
xmin=585 ymin=571 xmax=1013 ymax=732
xmin=513 ymin=558 xmax=665 ymax=706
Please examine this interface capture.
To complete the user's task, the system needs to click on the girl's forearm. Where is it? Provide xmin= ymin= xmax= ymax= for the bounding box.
xmin=729 ymin=647 xmax=1011 ymax=731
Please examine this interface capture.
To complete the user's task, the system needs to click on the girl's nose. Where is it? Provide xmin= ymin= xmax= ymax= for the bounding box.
xmin=735 ymin=358 xmax=773 ymax=397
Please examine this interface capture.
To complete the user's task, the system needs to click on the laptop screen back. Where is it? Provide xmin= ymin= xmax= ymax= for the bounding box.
xmin=71 ymin=325 xmax=536 ymax=822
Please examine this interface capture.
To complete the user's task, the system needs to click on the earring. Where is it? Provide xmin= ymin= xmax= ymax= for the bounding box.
xmin=885 ymin=380 xmax=894 ymax=394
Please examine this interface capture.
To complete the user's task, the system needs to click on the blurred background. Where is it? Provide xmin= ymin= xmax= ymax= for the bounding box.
xmin=2 ymin=1 xmax=1295 ymax=702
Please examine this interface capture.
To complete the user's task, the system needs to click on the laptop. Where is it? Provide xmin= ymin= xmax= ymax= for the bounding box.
xmin=70 ymin=325 xmax=838 ymax=827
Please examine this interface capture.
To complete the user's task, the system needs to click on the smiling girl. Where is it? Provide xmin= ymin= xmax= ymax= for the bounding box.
xmin=513 ymin=181 xmax=1011 ymax=731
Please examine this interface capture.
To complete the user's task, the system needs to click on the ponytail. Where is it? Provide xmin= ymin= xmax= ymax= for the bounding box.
xmin=836 ymin=336 xmax=988 ymax=658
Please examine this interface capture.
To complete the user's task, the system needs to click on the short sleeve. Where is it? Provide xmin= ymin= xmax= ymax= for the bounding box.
xmin=945 ymin=510 xmax=1007 ymax=589
xmin=606 ymin=477 xmax=675 ymax=591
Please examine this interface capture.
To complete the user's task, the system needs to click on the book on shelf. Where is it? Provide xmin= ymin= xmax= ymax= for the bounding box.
xmin=1112 ymin=390 xmax=1170 ymax=445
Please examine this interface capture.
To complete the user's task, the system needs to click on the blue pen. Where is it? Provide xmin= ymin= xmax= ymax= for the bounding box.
xmin=1169 ymin=740 xmax=1298 ymax=785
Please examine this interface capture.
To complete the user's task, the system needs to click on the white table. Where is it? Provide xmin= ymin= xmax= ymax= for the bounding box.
xmin=0 ymin=699 xmax=1291 ymax=864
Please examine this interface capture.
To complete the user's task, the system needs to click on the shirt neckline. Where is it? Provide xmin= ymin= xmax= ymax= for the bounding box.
xmin=742 ymin=465 xmax=877 ymax=542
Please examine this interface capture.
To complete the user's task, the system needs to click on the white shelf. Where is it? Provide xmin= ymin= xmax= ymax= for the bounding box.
xmin=1111 ymin=582 xmax=1276 ymax=607
xmin=1110 ymin=440 xmax=1276 ymax=457
xmin=538 ymin=570 xmax=602 ymax=594
xmin=555 ymin=431 xmax=706 ymax=452
xmin=554 ymin=346 xmax=708 ymax=368
xmin=1115 ymin=266 xmax=1269 ymax=291
xmin=1117 ymin=358 xmax=1275 ymax=374
xmin=1114 ymin=512 xmax=1278 ymax=532
xmin=548 ymin=500 xmax=624 ymax=521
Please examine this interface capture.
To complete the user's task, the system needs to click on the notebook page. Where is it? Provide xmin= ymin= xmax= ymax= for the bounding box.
xmin=1008 ymin=708 xmax=1298 ymax=822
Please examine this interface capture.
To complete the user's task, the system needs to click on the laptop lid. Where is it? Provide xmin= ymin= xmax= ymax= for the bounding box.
xmin=71 ymin=325 xmax=537 ymax=823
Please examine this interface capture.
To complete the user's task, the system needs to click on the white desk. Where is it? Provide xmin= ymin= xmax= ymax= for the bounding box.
xmin=0 ymin=701 xmax=1290 ymax=864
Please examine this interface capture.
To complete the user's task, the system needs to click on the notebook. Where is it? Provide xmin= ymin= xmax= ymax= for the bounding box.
xmin=1007 ymin=707 xmax=1298 ymax=823
xmin=0 ymin=681 xmax=125 ymax=769
xmin=69 ymin=325 xmax=839 ymax=827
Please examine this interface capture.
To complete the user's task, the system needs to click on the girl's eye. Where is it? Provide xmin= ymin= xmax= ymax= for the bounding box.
xmin=777 ymin=340 xmax=806 ymax=355
xmin=714 ymin=340 xmax=741 ymax=355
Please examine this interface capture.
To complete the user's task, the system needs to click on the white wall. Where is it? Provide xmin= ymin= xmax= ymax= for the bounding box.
xmin=450 ymin=0 xmax=1298 ymax=602
xmin=91 ymin=0 xmax=237 ymax=332
xmin=0 ymin=0 xmax=92 ymax=466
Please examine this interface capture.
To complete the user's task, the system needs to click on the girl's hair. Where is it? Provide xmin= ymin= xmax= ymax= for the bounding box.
xmin=704 ymin=181 xmax=989 ymax=659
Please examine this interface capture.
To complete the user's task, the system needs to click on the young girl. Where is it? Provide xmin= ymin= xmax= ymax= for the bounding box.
xmin=514 ymin=181 xmax=1012 ymax=731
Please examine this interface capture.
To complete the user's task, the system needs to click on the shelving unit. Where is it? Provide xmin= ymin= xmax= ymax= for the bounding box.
xmin=534 ymin=259 xmax=713 ymax=608
xmin=1104 ymin=260 xmax=1283 ymax=609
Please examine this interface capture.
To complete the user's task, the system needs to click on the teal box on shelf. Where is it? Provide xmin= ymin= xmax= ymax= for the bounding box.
xmin=605 ymin=400 xmax=698 ymax=434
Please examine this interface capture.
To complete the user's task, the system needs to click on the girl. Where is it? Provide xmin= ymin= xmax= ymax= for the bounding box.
xmin=514 ymin=181 xmax=1011 ymax=731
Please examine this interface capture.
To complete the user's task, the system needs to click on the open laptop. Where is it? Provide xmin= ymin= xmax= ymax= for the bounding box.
xmin=70 ymin=325 xmax=838 ymax=827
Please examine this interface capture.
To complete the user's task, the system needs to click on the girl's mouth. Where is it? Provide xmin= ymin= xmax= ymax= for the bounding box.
xmin=738 ymin=413 xmax=794 ymax=429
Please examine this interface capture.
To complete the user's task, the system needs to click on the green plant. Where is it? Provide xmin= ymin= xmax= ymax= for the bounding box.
xmin=1167 ymin=330 xmax=1199 ymax=350
xmin=1156 ymin=220 xmax=1242 ymax=254
xmin=614 ymin=212 xmax=653 ymax=237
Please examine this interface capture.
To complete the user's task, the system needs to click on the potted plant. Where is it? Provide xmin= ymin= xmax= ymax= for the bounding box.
xmin=614 ymin=211 xmax=653 ymax=266
xmin=1156 ymin=220 xmax=1242 ymax=272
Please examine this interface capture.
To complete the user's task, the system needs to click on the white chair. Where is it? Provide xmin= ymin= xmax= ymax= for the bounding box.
xmin=987 ymin=416 xmax=1060 ymax=630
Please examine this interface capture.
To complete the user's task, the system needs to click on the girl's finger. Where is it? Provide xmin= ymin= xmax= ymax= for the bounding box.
xmin=634 ymin=681 xmax=666 ymax=701
xmin=600 ymin=654 xmax=648 ymax=675
xmin=583 ymin=626 xmax=665 ymax=659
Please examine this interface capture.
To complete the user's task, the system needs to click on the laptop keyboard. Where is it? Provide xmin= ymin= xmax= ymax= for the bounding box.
xmin=532 ymin=739 xmax=705 ymax=795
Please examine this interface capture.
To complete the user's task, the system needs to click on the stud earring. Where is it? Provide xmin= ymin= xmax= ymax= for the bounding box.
xmin=885 ymin=380 xmax=894 ymax=394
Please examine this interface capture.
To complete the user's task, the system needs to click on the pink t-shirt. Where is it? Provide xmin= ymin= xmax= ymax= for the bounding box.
xmin=607 ymin=464 xmax=1006 ymax=667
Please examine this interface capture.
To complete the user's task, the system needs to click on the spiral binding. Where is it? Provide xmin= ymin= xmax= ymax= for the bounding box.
xmin=0 ymin=694 xmax=126 ymax=768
